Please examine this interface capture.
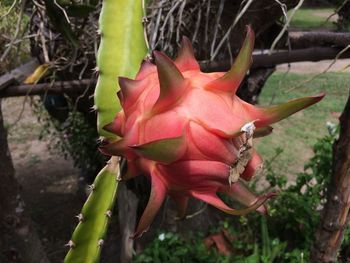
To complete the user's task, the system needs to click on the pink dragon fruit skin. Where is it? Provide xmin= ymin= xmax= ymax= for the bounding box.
xmin=100 ymin=26 xmax=325 ymax=238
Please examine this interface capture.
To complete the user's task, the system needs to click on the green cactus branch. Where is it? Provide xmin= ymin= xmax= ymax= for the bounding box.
xmin=94 ymin=0 xmax=148 ymax=139
xmin=64 ymin=157 xmax=120 ymax=263
xmin=64 ymin=0 xmax=147 ymax=261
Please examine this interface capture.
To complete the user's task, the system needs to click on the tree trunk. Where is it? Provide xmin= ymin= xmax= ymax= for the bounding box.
xmin=118 ymin=182 xmax=139 ymax=263
xmin=237 ymin=67 xmax=276 ymax=104
xmin=0 ymin=99 xmax=49 ymax=263
xmin=311 ymin=91 xmax=350 ymax=263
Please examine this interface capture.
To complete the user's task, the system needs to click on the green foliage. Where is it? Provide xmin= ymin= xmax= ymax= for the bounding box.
xmin=0 ymin=2 xmax=30 ymax=73
xmin=133 ymin=217 xmax=294 ymax=263
xmin=133 ymin=232 xmax=229 ymax=263
xmin=265 ymin=125 xmax=337 ymax=249
xmin=56 ymin=111 xmax=104 ymax=174
xmin=134 ymin=125 xmax=340 ymax=262
xmin=229 ymin=217 xmax=287 ymax=263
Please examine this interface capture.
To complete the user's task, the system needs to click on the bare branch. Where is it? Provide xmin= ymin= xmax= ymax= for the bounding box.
xmin=269 ymin=0 xmax=304 ymax=54
xmin=0 ymin=79 xmax=94 ymax=98
xmin=200 ymin=47 xmax=350 ymax=72
xmin=290 ymin=31 xmax=350 ymax=48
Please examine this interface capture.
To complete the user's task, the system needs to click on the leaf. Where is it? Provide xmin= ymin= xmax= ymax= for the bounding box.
xmin=24 ymin=64 xmax=50 ymax=84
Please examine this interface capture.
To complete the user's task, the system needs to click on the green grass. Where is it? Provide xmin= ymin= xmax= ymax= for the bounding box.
xmin=256 ymin=72 xmax=349 ymax=178
xmin=289 ymin=8 xmax=336 ymax=30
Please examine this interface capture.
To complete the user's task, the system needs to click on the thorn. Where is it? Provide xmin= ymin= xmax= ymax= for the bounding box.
xmin=105 ymin=210 xmax=112 ymax=218
xmin=93 ymin=67 xmax=100 ymax=73
xmin=65 ymin=240 xmax=75 ymax=248
xmin=142 ymin=16 xmax=149 ymax=24
xmin=88 ymin=184 xmax=95 ymax=191
xmin=90 ymin=105 xmax=97 ymax=112
xmin=146 ymin=53 xmax=154 ymax=63
xmin=96 ymin=29 xmax=101 ymax=35
xmin=98 ymin=239 xmax=104 ymax=247
xmin=75 ymin=213 xmax=84 ymax=222
xmin=116 ymin=174 xmax=122 ymax=181
xmin=97 ymin=136 xmax=106 ymax=144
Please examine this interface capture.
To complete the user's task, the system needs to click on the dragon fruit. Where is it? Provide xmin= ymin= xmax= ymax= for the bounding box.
xmin=100 ymin=26 xmax=324 ymax=238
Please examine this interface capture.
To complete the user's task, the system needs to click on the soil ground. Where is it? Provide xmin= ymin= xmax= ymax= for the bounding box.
xmin=1 ymin=98 xmax=121 ymax=263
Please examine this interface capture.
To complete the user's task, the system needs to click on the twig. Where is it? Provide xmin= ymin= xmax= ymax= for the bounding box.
xmin=200 ymin=47 xmax=350 ymax=72
xmin=192 ymin=2 xmax=202 ymax=43
xmin=184 ymin=204 xmax=208 ymax=219
xmin=0 ymin=0 xmax=18 ymax=20
xmin=176 ymin=0 xmax=186 ymax=43
xmin=54 ymin=0 xmax=71 ymax=24
xmin=286 ymin=45 xmax=350 ymax=92
xmin=323 ymin=0 xmax=349 ymax=26
xmin=210 ymin=0 xmax=225 ymax=57
xmin=142 ymin=0 xmax=150 ymax=52
xmin=210 ymin=0 xmax=254 ymax=61
xmin=0 ymin=79 xmax=94 ymax=98
xmin=269 ymin=0 xmax=304 ymax=54
xmin=1 ymin=0 xmax=26 ymax=62
xmin=39 ymin=21 xmax=50 ymax=63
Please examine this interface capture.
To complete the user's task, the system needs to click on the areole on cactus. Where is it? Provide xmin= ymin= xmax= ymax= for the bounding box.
xmin=100 ymin=26 xmax=324 ymax=239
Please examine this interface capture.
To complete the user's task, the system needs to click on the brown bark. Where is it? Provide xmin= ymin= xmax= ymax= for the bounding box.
xmin=1 ymin=46 xmax=350 ymax=99
xmin=237 ymin=67 xmax=276 ymax=104
xmin=0 ymin=79 xmax=94 ymax=98
xmin=0 ymin=100 xmax=49 ymax=263
xmin=289 ymin=31 xmax=350 ymax=49
xmin=118 ymin=182 xmax=139 ymax=263
xmin=310 ymin=91 xmax=350 ymax=263
xmin=0 ymin=59 xmax=39 ymax=90
xmin=200 ymin=47 xmax=350 ymax=72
